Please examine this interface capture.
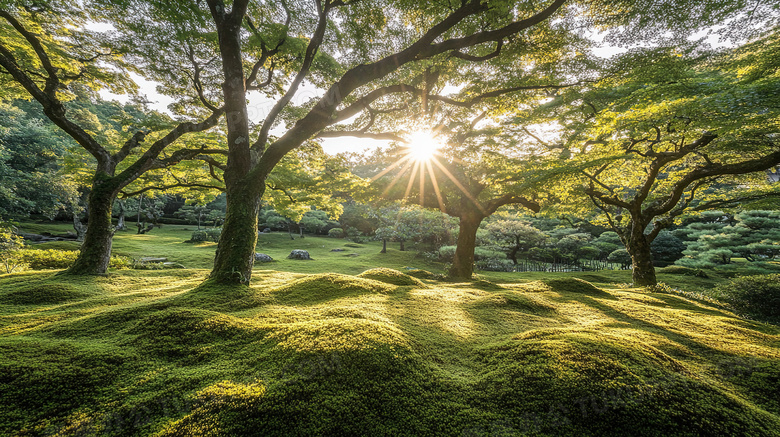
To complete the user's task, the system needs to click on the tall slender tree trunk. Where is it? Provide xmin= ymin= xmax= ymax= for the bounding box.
xmin=381 ymin=239 xmax=387 ymax=253
xmin=65 ymin=182 xmax=117 ymax=275
xmin=399 ymin=240 xmax=406 ymax=251
xmin=116 ymin=200 xmax=126 ymax=231
xmin=210 ymin=184 xmax=263 ymax=284
xmin=449 ymin=212 xmax=484 ymax=280
xmin=625 ymin=225 xmax=657 ymax=286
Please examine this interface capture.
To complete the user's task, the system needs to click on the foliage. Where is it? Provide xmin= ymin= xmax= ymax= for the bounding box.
xmin=374 ymin=204 xmax=456 ymax=249
xmin=650 ymin=231 xmax=686 ymax=266
xmin=0 ymin=223 xmax=24 ymax=273
xmin=711 ymin=274 xmax=780 ymax=322
xmin=0 ymin=101 xmax=78 ymax=219
xmin=189 ymin=228 xmax=222 ymax=243
xmin=438 ymin=245 xmax=506 ymax=263
xmin=677 ymin=211 xmax=780 ymax=268
xmin=484 ymin=217 xmax=548 ymax=264
xmin=328 ymin=228 xmax=345 ymax=238
xmin=607 ymin=249 xmax=632 ymax=268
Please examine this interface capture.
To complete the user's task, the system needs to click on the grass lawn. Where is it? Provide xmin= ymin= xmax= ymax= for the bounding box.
xmin=1 ymin=221 xmax=778 ymax=435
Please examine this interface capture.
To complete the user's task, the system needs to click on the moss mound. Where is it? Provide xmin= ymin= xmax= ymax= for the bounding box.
xmin=0 ymin=281 xmax=92 ymax=305
xmin=160 ymin=345 xmax=452 ymax=437
xmin=2 ymin=268 xmax=780 ymax=436
xmin=543 ymin=277 xmax=609 ymax=296
xmin=404 ymin=267 xmax=446 ymax=280
xmin=658 ymin=265 xmax=709 ymax=277
xmin=0 ymin=338 xmax=132 ymax=433
xmin=471 ymin=292 xmax=557 ymax=315
xmin=272 ymin=273 xmax=395 ymax=305
xmin=358 ymin=268 xmax=425 ymax=287
xmin=129 ymin=307 xmax=259 ymax=362
xmin=472 ymin=329 xmax=780 ymax=436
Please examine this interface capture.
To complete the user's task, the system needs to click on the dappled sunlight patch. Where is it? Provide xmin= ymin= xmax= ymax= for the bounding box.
xmin=357 ymin=267 xmax=426 ymax=287
xmin=162 ymin=380 xmax=267 ymax=437
xmin=469 ymin=292 xmax=557 ymax=316
xmin=270 ymin=273 xmax=396 ymax=305
xmin=267 ymin=318 xmax=409 ymax=352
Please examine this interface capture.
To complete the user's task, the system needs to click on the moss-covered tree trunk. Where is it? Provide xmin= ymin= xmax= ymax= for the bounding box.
xmin=65 ymin=179 xmax=118 ymax=275
xmin=210 ymin=184 xmax=263 ymax=284
xmin=449 ymin=212 xmax=485 ymax=280
xmin=625 ymin=226 xmax=657 ymax=286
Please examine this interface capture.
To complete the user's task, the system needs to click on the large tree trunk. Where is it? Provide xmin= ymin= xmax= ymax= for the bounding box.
xmin=65 ymin=183 xmax=117 ymax=275
xmin=210 ymin=184 xmax=263 ymax=284
xmin=449 ymin=212 xmax=484 ymax=280
xmin=625 ymin=228 xmax=657 ymax=286
xmin=380 ymin=239 xmax=387 ymax=254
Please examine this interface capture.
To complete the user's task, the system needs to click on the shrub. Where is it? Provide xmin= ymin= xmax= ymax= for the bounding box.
xmin=437 ymin=245 xmax=456 ymax=261
xmin=328 ymin=228 xmax=345 ymax=238
xmin=437 ymin=246 xmax=506 ymax=262
xmin=607 ymin=249 xmax=632 ymax=267
xmin=657 ymin=265 xmax=709 ymax=278
xmin=19 ymin=249 xmax=78 ymax=269
xmin=1 ymin=225 xmax=25 ymax=273
xmin=475 ymin=259 xmax=515 ymax=272
xmin=16 ymin=249 xmax=132 ymax=270
xmin=710 ymin=274 xmax=780 ymax=321
xmin=190 ymin=228 xmax=222 ymax=243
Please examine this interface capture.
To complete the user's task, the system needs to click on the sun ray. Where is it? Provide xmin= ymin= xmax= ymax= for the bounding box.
xmin=430 ymin=157 xmax=486 ymax=214
xmin=379 ymin=157 xmax=416 ymax=198
xmin=425 ymin=160 xmax=447 ymax=213
xmin=371 ymin=154 xmax=413 ymax=182
xmin=404 ymin=160 xmax=421 ymax=199
xmin=419 ymin=161 xmax=425 ymax=206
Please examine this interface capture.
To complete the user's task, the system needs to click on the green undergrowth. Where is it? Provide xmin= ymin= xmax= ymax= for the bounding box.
xmin=1 ymin=267 xmax=779 ymax=436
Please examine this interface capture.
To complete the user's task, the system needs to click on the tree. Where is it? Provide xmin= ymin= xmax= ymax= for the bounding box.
xmin=484 ymin=217 xmax=547 ymax=264
xmin=677 ymin=210 xmax=780 ymax=268
xmin=88 ymin=0 xmax=774 ymax=284
xmin=0 ymin=100 xmax=78 ymax=219
xmin=0 ymin=3 xmax=224 ymax=274
xmin=533 ymin=33 xmax=780 ymax=285
xmin=374 ymin=204 xmax=456 ymax=252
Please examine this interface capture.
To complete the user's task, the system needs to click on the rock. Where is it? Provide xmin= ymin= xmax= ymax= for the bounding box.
xmin=287 ymin=249 xmax=312 ymax=260
xmin=263 ymin=228 xmax=271 ymax=233
xmin=162 ymin=262 xmax=186 ymax=269
xmin=140 ymin=257 xmax=168 ymax=263
xmin=330 ymin=248 xmax=345 ymax=252
xmin=345 ymin=253 xmax=359 ymax=257
xmin=254 ymin=253 xmax=274 ymax=263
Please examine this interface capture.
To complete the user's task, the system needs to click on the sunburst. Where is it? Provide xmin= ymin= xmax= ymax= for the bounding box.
xmin=371 ymin=129 xmax=486 ymax=214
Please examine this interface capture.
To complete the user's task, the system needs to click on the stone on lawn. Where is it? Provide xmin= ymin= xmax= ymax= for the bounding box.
xmin=254 ymin=253 xmax=274 ymax=263
xmin=330 ymin=248 xmax=345 ymax=252
xmin=287 ymin=249 xmax=311 ymax=260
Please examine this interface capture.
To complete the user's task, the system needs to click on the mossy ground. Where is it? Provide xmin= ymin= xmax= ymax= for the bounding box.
xmin=2 ymin=223 xmax=779 ymax=435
